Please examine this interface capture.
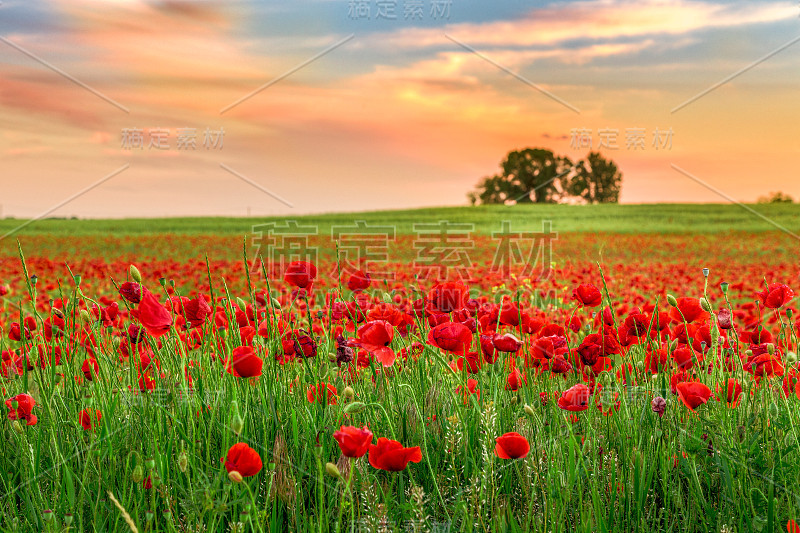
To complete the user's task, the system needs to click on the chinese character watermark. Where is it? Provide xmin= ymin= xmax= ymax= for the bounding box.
xmin=121 ymin=127 xmax=225 ymax=150
xmin=570 ymin=127 xmax=673 ymax=151
xmin=347 ymin=0 xmax=452 ymax=21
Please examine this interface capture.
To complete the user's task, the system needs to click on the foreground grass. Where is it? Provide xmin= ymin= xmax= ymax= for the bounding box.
xmin=0 ymin=253 xmax=798 ymax=532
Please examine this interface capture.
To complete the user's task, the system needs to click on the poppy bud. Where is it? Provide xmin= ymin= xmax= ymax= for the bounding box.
xmin=145 ymin=457 xmax=155 ymax=470
xmin=178 ymin=450 xmax=188 ymax=473
xmin=787 ymin=352 xmax=798 ymax=364
xmin=236 ymin=297 xmax=247 ymax=310
xmin=651 ymin=397 xmax=666 ymax=417
xmin=228 ymin=470 xmax=243 ymax=483
xmin=699 ymin=298 xmax=711 ymax=312
xmin=270 ymin=298 xmax=281 ymax=309
xmin=787 ymin=309 xmax=794 ymax=319
xmin=766 ymin=343 xmax=775 ymax=355
xmin=343 ymin=401 xmax=366 ymax=414
xmin=325 ymin=462 xmax=342 ymax=479
xmin=524 ymin=404 xmax=535 ymax=417
xmin=769 ymin=402 xmax=779 ymax=418
xmin=129 ymin=265 xmax=142 ymax=283
xmin=12 ymin=421 xmax=22 ymax=434
xmin=666 ymin=295 xmax=678 ymax=307
xmin=132 ymin=464 xmax=144 ymax=483
xmin=343 ymin=386 xmax=355 ymax=402
xmin=230 ymin=401 xmax=244 ymax=435
xmin=231 ymin=413 xmax=244 ymax=436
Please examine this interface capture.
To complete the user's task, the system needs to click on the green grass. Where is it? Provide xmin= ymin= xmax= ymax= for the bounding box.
xmin=2 ymin=203 xmax=800 ymax=236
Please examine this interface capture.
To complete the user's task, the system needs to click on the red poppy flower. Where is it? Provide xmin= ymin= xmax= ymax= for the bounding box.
xmin=333 ymin=425 xmax=373 ymax=458
xmin=498 ymin=301 xmax=522 ymax=326
xmin=669 ymin=298 xmax=709 ymax=324
xmin=82 ymin=357 xmax=99 ymax=381
xmin=672 ymin=346 xmax=696 ymax=370
xmin=494 ymin=432 xmax=530 ymax=459
xmin=745 ymin=352 xmax=785 ymax=378
xmin=717 ymin=379 xmax=743 ymax=407
xmin=716 ymin=308 xmax=733 ymax=330
xmin=530 ymin=335 xmax=568 ymax=360
xmin=505 ymin=368 xmax=527 ymax=390
xmin=675 ymin=381 xmax=712 ymax=411
xmin=577 ymin=333 xmax=619 ymax=366
xmin=557 ymin=384 xmax=590 ymax=412
xmin=549 ymin=356 xmax=573 ymax=374
xmin=307 ymin=383 xmax=337 ymax=405
xmin=183 ymin=296 xmax=212 ymax=328
xmin=757 ymin=283 xmax=794 ymax=309
xmin=368 ymin=437 xmax=422 ymax=471
xmin=119 ymin=282 xmax=143 ymax=304
xmin=427 ymin=322 xmax=472 ymax=355
xmin=284 ymin=261 xmax=316 ymax=289
xmin=79 ymin=408 xmax=102 ymax=431
xmin=347 ymin=270 xmax=371 ymax=292
xmin=492 ymin=333 xmax=522 ymax=353
xmin=229 ymin=346 xmax=263 ymax=378
xmin=351 ymin=320 xmax=396 ymax=366
xmin=573 ymin=284 xmax=602 ymax=307
xmin=5 ymin=393 xmax=37 ymax=425
xmin=224 ymin=443 xmax=263 ymax=477
xmin=281 ymin=330 xmax=317 ymax=359
xmin=131 ymin=291 xmax=173 ymax=338
xmin=427 ymin=282 xmax=469 ymax=313
xmin=456 ymin=378 xmax=480 ymax=404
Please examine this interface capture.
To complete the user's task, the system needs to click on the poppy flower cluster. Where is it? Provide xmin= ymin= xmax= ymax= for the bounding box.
xmin=333 ymin=425 xmax=422 ymax=472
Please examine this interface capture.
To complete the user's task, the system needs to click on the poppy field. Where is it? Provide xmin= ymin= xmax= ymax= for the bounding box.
xmin=0 ymin=211 xmax=799 ymax=533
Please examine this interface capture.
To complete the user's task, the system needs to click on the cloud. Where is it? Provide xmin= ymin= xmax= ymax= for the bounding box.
xmin=365 ymin=0 xmax=795 ymax=50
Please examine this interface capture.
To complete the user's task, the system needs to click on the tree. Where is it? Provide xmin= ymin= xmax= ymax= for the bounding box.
xmin=567 ymin=151 xmax=622 ymax=204
xmin=757 ymin=191 xmax=793 ymax=204
xmin=470 ymin=148 xmax=574 ymax=205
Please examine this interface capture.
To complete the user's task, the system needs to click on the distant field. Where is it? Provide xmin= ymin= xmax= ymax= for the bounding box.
xmin=1 ymin=203 xmax=799 ymax=236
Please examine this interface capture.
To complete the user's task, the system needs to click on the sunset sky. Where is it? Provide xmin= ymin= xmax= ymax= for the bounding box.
xmin=1 ymin=0 xmax=799 ymax=217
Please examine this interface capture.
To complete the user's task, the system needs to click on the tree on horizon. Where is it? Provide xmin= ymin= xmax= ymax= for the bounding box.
xmin=468 ymin=148 xmax=622 ymax=205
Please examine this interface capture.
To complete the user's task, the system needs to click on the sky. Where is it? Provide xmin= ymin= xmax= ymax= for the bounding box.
xmin=1 ymin=0 xmax=799 ymax=218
